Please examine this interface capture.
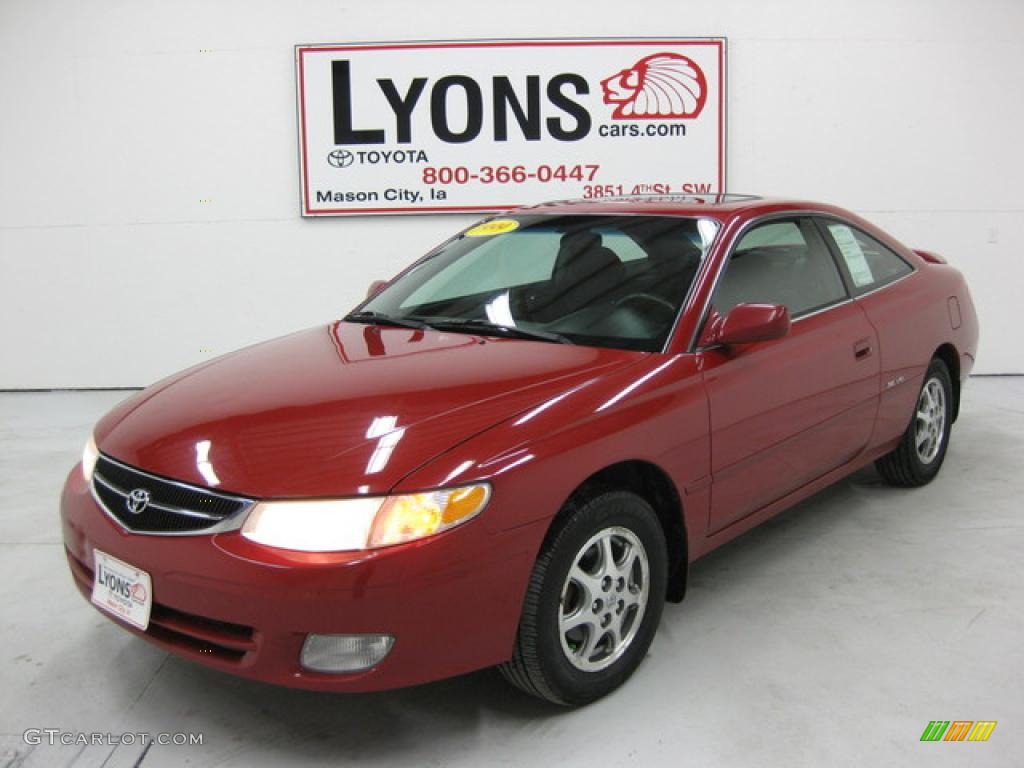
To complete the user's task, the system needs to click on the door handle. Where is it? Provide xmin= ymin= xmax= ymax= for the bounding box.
xmin=853 ymin=338 xmax=873 ymax=360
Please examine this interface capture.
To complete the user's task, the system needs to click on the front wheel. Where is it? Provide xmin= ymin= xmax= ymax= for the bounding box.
xmin=876 ymin=358 xmax=953 ymax=487
xmin=498 ymin=490 xmax=667 ymax=705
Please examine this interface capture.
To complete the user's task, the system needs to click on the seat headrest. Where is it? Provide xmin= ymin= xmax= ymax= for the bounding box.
xmin=559 ymin=230 xmax=602 ymax=255
xmin=555 ymin=244 xmax=621 ymax=284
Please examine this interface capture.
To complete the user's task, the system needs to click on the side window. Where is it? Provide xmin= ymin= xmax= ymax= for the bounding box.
xmin=821 ymin=222 xmax=913 ymax=293
xmin=712 ymin=219 xmax=848 ymax=318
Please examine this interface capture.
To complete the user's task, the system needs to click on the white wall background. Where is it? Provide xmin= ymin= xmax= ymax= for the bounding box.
xmin=1 ymin=0 xmax=1021 ymax=388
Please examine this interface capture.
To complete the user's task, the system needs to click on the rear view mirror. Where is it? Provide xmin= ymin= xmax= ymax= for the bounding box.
xmin=704 ymin=303 xmax=791 ymax=346
xmin=366 ymin=280 xmax=387 ymax=299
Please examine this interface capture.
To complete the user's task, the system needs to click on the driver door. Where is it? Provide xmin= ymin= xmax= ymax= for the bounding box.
xmin=699 ymin=218 xmax=880 ymax=534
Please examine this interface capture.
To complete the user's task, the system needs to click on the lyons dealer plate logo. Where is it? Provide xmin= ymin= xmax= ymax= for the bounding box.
xmin=125 ymin=488 xmax=151 ymax=516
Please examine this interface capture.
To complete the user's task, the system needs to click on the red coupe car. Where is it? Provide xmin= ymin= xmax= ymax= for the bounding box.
xmin=61 ymin=195 xmax=978 ymax=705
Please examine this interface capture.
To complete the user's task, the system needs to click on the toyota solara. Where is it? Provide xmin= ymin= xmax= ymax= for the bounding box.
xmin=61 ymin=194 xmax=978 ymax=705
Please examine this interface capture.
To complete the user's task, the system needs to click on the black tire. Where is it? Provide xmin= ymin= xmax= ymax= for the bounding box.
xmin=498 ymin=489 xmax=668 ymax=706
xmin=876 ymin=358 xmax=953 ymax=487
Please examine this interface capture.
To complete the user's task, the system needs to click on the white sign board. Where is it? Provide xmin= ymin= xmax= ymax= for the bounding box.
xmin=296 ymin=38 xmax=726 ymax=216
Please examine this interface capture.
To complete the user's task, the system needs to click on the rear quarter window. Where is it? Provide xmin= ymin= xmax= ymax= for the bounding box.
xmin=821 ymin=222 xmax=914 ymax=293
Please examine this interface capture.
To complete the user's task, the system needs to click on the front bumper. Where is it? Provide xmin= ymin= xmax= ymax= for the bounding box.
xmin=60 ymin=465 xmax=543 ymax=691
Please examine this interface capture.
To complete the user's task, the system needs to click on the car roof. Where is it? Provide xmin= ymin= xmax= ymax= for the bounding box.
xmin=522 ymin=194 xmax=852 ymax=221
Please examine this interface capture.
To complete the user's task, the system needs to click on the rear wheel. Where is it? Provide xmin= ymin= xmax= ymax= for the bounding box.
xmin=876 ymin=358 xmax=953 ymax=487
xmin=498 ymin=490 xmax=667 ymax=705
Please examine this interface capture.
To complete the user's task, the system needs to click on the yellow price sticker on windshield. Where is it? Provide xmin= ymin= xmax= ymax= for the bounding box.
xmin=465 ymin=219 xmax=520 ymax=237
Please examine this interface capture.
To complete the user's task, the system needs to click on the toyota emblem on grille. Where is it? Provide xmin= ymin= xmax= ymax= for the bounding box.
xmin=126 ymin=488 xmax=151 ymax=515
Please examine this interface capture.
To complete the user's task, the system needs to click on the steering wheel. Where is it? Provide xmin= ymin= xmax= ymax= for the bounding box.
xmin=616 ymin=292 xmax=677 ymax=315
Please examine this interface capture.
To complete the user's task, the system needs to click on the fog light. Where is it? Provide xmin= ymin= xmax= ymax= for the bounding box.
xmin=300 ymin=634 xmax=395 ymax=673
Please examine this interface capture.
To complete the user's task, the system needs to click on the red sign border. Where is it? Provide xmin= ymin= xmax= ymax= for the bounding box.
xmin=296 ymin=38 xmax=727 ymax=217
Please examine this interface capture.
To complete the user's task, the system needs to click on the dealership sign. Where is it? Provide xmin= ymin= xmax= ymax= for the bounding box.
xmin=296 ymin=38 xmax=726 ymax=216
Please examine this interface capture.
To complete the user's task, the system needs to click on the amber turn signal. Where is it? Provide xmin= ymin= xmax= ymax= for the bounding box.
xmin=369 ymin=485 xmax=491 ymax=548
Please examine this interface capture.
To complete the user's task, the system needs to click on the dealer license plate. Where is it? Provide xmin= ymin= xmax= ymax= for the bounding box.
xmin=91 ymin=549 xmax=152 ymax=631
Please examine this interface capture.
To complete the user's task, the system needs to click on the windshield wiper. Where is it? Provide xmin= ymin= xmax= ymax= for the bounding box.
xmin=344 ymin=311 xmax=435 ymax=331
xmin=427 ymin=319 xmax=573 ymax=345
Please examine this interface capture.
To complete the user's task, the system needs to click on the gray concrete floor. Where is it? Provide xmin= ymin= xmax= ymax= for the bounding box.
xmin=1 ymin=380 xmax=1021 ymax=768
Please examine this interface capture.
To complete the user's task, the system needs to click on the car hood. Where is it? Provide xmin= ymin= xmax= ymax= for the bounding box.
xmin=96 ymin=322 xmax=641 ymax=498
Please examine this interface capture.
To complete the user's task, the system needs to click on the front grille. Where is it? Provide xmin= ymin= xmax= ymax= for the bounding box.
xmin=92 ymin=454 xmax=252 ymax=534
xmin=148 ymin=602 xmax=256 ymax=662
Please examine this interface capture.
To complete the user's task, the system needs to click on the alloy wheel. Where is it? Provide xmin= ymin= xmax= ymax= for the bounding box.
xmin=558 ymin=526 xmax=650 ymax=672
xmin=915 ymin=377 xmax=947 ymax=464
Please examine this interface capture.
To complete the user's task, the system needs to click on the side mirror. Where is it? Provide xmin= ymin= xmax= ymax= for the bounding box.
xmin=366 ymin=279 xmax=388 ymax=299
xmin=703 ymin=303 xmax=791 ymax=346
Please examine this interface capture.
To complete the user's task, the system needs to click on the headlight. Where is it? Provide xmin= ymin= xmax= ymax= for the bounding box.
xmin=82 ymin=435 xmax=99 ymax=482
xmin=240 ymin=484 xmax=490 ymax=552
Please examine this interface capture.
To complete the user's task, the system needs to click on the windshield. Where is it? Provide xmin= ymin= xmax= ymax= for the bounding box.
xmin=353 ymin=214 xmax=719 ymax=352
